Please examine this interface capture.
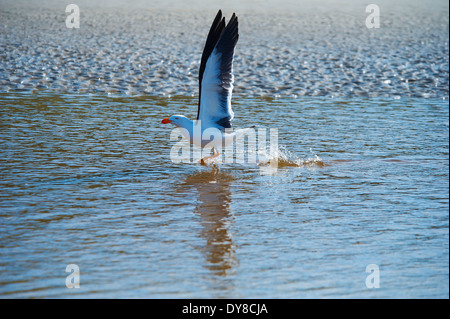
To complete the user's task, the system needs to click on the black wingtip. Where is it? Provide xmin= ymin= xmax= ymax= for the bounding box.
xmin=197 ymin=10 xmax=228 ymax=119
xmin=197 ymin=10 xmax=239 ymax=121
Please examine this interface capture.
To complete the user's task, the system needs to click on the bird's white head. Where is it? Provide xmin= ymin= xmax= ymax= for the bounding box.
xmin=161 ymin=115 xmax=191 ymax=128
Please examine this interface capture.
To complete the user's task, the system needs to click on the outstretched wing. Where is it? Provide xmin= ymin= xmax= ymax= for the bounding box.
xmin=197 ymin=11 xmax=239 ymax=129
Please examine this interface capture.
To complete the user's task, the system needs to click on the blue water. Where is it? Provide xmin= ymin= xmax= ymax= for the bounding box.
xmin=0 ymin=0 xmax=448 ymax=299
xmin=0 ymin=93 xmax=448 ymax=298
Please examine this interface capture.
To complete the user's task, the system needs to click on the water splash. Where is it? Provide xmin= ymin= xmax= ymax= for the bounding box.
xmin=257 ymin=146 xmax=325 ymax=168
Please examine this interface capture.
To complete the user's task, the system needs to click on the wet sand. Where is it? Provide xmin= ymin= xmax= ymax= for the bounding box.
xmin=1 ymin=0 xmax=448 ymax=98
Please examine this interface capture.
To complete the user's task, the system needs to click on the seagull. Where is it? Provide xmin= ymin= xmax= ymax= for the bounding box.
xmin=161 ymin=10 xmax=252 ymax=165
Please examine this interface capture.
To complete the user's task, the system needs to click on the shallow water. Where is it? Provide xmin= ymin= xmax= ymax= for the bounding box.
xmin=1 ymin=0 xmax=449 ymax=299
xmin=0 ymin=93 xmax=448 ymax=298
xmin=1 ymin=0 xmax=448 ymax=99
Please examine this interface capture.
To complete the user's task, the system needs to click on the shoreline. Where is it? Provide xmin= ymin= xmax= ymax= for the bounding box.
xmin=1 ymin=0 xmax=448 ymax=98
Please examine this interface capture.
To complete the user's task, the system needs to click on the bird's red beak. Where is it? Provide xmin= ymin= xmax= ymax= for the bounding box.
xmin=161 ymin=118 xmax=171 ymax=124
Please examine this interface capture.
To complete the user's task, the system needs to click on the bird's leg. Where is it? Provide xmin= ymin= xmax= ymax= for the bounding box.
xmin=199 ymin=147 xmax=221 ymax=165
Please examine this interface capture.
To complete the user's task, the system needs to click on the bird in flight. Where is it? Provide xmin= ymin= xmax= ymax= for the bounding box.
xmin=161 ymin=10 xmax=252 ymax=165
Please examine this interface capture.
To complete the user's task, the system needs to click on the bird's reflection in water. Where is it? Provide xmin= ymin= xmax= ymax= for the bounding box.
xmin=183 ymin=167 xmax=237 ymax=277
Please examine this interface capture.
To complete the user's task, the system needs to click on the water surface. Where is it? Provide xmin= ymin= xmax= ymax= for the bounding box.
xmin=1 ymin=0 xmax=448 ymax=98
xmin=0 ymin=0 xmax=448 ymax=299
xmin=0 ymin=93 xmax=448 ymax=298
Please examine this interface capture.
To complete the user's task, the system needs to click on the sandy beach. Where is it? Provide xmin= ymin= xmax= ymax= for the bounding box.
xmin=0 ymin=0 xmax=448 ymax=98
